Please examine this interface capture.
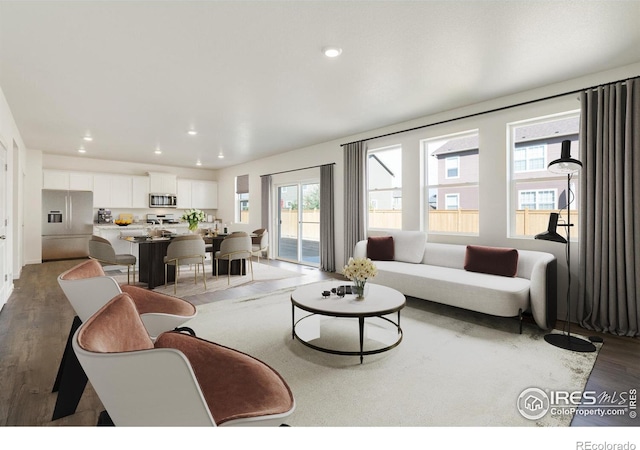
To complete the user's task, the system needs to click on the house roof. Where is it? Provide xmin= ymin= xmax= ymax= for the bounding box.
xmin=514 ymin=116 xmax=579 ymax=143
xmin=432 ymin=115 xmax=580 ymax=155
xmin=432 ymin=135 xmax=479 ymax=156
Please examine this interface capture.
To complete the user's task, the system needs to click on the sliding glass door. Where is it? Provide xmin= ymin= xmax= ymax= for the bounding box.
xmin=277 ymin=183 xmax=320 ymax=265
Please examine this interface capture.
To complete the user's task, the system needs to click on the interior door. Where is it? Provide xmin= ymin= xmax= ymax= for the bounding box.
xmin=0 ymin=141 xmax=8 ymax=309
xmin=276 ymin=182 xmax=320 ymax=266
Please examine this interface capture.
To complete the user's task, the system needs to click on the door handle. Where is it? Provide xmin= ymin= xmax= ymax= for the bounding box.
xmin=0 ymin=235 xmax=6 ymax=240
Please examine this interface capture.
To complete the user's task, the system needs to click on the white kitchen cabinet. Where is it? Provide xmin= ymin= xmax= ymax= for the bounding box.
xmin=92 ymin=174 xmax=111 ymax=207
xmin=132 ymin=176 xmax=149 ymax=208
xmin=93 ymin=174 xmax=133 ymax=208
xmin=176 ymin=179 xmax=192 ymax=209
xmin=43 ymin=170 xmax=93 ymax=191
xmin=192 ymin=180 xmax=217 ymax=209
xmin=176 ymin=179 xmax=217 ymax=209
xmin=110 ymin=175 xmax=133 ymax=208
xmin=69 ymin=172 xmax=93 ymax=191
xmin=148 ymin=172 xmax=177 ymax=194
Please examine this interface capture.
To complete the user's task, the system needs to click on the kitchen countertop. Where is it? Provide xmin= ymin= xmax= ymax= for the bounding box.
xmin=94 ymin=222 xmax=220 ymax=229
xmin=94 ymin=223 xmax=187 ymax=229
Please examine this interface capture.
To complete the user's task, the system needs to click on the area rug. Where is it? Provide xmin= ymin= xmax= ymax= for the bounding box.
xmin=106 ymin=262 xmax=302 ymax=296
xmin=182 ymin=281 xmax=602 ymax=427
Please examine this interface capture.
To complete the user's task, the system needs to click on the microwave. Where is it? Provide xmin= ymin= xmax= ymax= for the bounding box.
xmin=149 ymin=193 xmax=177 ymax=208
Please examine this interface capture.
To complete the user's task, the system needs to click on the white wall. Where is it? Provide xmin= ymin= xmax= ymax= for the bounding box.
xmin=24 ymin=149 xmax=42 ymax=264
xmin=0 ymin=85 xmax=27 ymax=290
xmin=216 ymin=62 xmax=640 ymax=322
xmin=215 ymin=145 xmax=343 ymax=262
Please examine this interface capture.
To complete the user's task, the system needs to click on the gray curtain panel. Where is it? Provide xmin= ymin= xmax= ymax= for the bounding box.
xmin=260 ymin=175 xmax=271 ymax=230
xmin=343 ymin=141 xmax=367 ymax=261
xmin=578 ymin=77 xmax=640 ymax=337
xmin=319 ymin=164 xmax=335 ymax=272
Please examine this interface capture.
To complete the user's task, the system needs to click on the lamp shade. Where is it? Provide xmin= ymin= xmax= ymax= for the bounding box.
xmin=534 ymin=213 xmax=567 ymax=243
xmin=548 ymin=140 xmax=582 ymax=174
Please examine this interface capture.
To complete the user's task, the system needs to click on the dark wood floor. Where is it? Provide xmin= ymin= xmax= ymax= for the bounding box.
xmin=0 ymin=258 xmax=637 ymax=427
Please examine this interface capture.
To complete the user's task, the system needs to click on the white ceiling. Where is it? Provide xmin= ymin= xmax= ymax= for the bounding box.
xmin=1 ymin=1 xmax=639 ymax=170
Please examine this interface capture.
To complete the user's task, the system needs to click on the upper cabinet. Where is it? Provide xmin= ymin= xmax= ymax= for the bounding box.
xmin=42 ymin=169 xmax=215 ymax=210
xmin=93 ymin=174 xmax=132 ymax=208
xmin=132 ymin=176 xmax=149 ymax=208
xmin=192 ymin=180 xmax=218 ymax=209
xmin=43 ymin=170 xmax=93 ymax=191
xmin=148 ymin=172 xmax=177 ymax=194
xmin=177 ymin=179 xmax=217 ymax=209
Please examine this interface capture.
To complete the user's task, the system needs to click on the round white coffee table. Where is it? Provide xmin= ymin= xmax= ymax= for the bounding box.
xmin=291 ymin=282 xmax=405 ymax=363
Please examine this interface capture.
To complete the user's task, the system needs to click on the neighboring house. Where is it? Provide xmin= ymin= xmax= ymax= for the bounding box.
xmin=431 ymin=135 xmax=479 ymax=210
xmin=512 ymin=116 xmax=579 ymax=211
xmin=431 ymin=116 xmax=579 ymax=211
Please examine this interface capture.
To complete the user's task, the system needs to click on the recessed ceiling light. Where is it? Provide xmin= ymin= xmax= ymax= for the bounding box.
xmin=154 ymin=148 xmax=162 ymax=155
xmin=218 ymin=151 xmax=224 ymax=159
xmin=196 ymin=160 xmax=202 ymax=166
xmin=323 ymin=46 xmax=342 ymax=58
xmin=187 ymin=129 xmax=198 ymax=136
xmin=78 ymin=147 xmax=86 ymax=153
xmin=83 ymin=135 xmax=93 ymax=142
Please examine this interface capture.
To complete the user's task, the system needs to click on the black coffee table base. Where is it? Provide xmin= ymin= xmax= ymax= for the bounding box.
xmin=291 ymin=308 xmax=403 ymax=364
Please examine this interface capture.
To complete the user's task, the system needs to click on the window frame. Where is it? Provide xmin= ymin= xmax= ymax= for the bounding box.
xmin=445 ymin=193 xmax=460 ymax=210
xmin=421 ymin=129 xmax=479 ymax=236
xmin=367 ymin=144 xmax=403 ymax=231
xmin=514 ymin=144 xmax=546 ymax=173
xmin=235 ymin=174 xmax=249 ymax=224
xmin=507 ymin=110 xmax=580 ymax=239
xmin=445 ymin=156 xmax=460 ymax=179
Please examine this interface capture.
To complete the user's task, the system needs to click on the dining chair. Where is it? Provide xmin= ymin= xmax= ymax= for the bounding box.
xmin=88 ymin=235 xmax=137 ymax=284
xmin=214 ymin=232 xmax=254 ymax=284
xmin=251 ymin=229 xmax=269 ymax=264
xmin=73 ymin=292 xmax=295 ymax=426
xmin=52 ymin=259 xmax=197 ymax=421
xmin=164 ymin=234 xmax=207 ymax=294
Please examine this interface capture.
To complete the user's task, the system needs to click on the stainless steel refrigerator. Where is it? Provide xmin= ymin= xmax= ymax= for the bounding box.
xmin=42 ymin=189 xmax=94 ymax=261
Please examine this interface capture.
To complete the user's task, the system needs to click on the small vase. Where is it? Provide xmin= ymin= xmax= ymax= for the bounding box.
xmin=188 ymin=223 xmax=198 ymax=233
xmin=353 ymin=282 xmax=368 ymax=300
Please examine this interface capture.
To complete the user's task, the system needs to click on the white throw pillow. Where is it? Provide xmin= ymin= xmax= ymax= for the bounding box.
xmin=389 ymin=231 xmax=427 ymax=263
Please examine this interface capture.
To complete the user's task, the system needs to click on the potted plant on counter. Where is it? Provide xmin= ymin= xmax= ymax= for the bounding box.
xmin=181 ymin=208 xmax=206 ymax=232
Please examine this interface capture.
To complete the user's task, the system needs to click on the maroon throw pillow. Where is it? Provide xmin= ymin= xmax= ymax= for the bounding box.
xmin=464 ymin=245 xmax=519 ymax=277
xmin=367 ymin=236 xmax=394 ymax=261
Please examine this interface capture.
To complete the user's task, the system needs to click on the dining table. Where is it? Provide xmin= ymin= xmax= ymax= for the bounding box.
xmin=122 ymin=233 xmax=253 ymax=289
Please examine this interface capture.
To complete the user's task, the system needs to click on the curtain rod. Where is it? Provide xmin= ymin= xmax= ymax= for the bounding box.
xmin=340 ymin=75 xmax=639 ymax=147
xmin=261 ymin=162 xmax=335 ymax=177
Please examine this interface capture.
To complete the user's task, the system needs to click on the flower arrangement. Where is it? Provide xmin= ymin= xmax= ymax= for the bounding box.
xmin=342 ymin=257 xmax=377 ymax=299
xmin=181 ymin=208 xmax=206 ymax=232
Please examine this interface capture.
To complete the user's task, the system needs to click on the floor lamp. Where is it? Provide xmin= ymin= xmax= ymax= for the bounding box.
xmin=534 ymin=140 xmax=596 ymax=353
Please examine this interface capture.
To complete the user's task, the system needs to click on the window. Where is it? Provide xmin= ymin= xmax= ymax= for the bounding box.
xmin=508 ymin=112 xmax=580 ymax=238
xmin=445 ymin=157 xmax=460 ymax=178
xmin=445 ymin=194 xmax=460 ymax=210
xmin=367 ymin=145 xmax=402 ymax=230
xmin=514 ymin=145 xmax=545 ymax=172
xmin=422 ymin=130 xmax=479 ymax=235
xmin=518 ymin=189 xmax=557 ymax=210
xmin=235 ymin=174 xmax=249 ymax=223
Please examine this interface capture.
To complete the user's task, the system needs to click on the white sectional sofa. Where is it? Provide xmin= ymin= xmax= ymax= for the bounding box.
xmin=353 ymin=231 xmax=557 ymax=331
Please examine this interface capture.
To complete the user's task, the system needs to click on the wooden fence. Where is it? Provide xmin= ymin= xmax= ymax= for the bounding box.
xmin=369 ymin=209 xmax=578 ymax=236
xmin=270 ymin=208 xmax=577 ymax=239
